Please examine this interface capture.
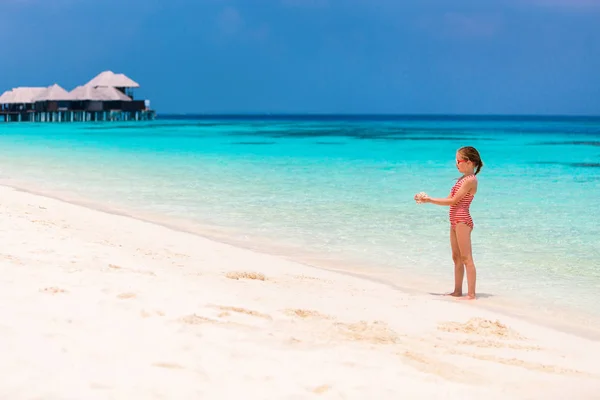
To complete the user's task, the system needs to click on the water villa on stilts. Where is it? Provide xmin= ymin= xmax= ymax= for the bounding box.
xmin=0 ymin=71 xmax=155 ymax=123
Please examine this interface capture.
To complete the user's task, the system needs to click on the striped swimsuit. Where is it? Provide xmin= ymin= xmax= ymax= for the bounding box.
xmin=449 ymin=175 xmax=476 ymax=229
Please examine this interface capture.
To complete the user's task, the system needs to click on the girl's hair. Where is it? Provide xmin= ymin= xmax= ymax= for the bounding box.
xmin=458 ymin=146 xmax=483 ymax=175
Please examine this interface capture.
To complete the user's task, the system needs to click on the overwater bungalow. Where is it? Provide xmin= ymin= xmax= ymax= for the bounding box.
xmin=0 ymin=71 xmax=155 ymax=123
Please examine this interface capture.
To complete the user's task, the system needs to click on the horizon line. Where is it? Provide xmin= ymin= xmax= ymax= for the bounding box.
xmin=155 ymin=112 xmax=600 ymax=118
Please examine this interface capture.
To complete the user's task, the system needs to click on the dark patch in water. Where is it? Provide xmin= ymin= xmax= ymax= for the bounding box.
xmin=383 ymin=136 xmax=463 ymax=141
xmin=535 ymin=141 xmax=600 ymax=147
xmin=572 ymin=163 xmax=600 ymax=167
xmin=361 ymin=136 xmax=496 ymax=142
xmin=82 ymin=122 xmax=225 ymax=130
xmin=227 ymin=127 xmax=471 ymax=140
xmin=79 ymin=121 xmax=501 ymax=141
xmin=535 ymin=161 xmax=600 ymax=168
xmin=263 ymin=128 xmax=379 ymax=138
xmin=231 ymin=141 xmax=276 ymax=145
xmin=574 ymin=176 xmax=600 ymax=182
xmin=252 ymin=132 xmax=332 ymax=138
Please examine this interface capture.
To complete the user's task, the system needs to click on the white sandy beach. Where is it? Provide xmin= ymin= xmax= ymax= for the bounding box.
xmin=0 ymin=184 xmax=599 ymax=399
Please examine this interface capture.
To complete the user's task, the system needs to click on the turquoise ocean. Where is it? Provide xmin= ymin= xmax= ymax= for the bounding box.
xmin=1 ymin=116 xmax=599 ymax=334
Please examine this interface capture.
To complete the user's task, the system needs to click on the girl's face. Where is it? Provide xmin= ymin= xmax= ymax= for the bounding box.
xmin=455 ymin=151 xmax=472 ymax=173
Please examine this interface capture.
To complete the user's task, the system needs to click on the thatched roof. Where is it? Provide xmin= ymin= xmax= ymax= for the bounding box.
xmin=0 ymin=90 xmax=12 ymax=104
xmin=97 ymin=86 xmax=133 ymax=101
xmin=0 ymin=70 xmax=140 ymax=104
xmin=69 ymin=85 xmax=95 ymax=101
xmin=70 ymin=85 xmax=132 ymax=101
xmin=33 ymin=84 xmax=74 ymax=102
xmin=85 ymin=70 xmax=140 ymax=88
xmin=0 ymin=87 xmax=46 ymax=104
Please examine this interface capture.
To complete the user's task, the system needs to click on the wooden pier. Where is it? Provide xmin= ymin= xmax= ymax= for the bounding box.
xmin=0 ymin=71 xmax=155 ymax=124
xmin=1 ymin=109 xmax=155 ymax=123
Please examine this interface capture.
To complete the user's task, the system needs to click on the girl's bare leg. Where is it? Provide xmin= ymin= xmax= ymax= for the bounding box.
xmin=455 ymin=223 xmax=476 ymax=299
xmin=447 ymin=227 xmax=464 ymax=296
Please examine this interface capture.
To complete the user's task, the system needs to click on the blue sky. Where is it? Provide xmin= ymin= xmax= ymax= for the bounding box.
xmin=1 ymin=0 xmax=599 ymax=115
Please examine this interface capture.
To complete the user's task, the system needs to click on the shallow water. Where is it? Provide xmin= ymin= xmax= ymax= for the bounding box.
xmin=1 ymin=116 xmax=599 ymax=328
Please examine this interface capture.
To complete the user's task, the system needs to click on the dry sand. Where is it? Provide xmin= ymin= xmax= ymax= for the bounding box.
xmin=0 ymin=185 xmax=599 ymax=399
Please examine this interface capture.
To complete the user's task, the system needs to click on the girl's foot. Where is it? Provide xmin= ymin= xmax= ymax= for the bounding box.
xmin=444 ymin=291 xmax=462 ymax=297
xmin=457 ymin=294 xmax=476 ymax=301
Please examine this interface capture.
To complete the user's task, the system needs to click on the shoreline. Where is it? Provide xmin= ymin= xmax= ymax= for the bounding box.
xmin=3 ymin=179 xmax=600 ymax=342
xmin=1 ymin=184 xmax=600 ymax=398
xmin=0 ymin=178 xmax=600 ymax=340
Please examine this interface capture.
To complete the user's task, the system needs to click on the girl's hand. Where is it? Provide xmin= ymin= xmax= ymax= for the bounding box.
xmin=414 ymin=192 xmax=428 ymax=204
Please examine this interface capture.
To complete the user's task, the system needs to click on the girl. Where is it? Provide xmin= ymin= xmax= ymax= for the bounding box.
xmin=415 ymin=146 xmax=483 ymax=300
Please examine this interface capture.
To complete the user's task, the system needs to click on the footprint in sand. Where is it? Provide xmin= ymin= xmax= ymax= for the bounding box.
xmin=180 ymin=314 xmax=217 ymax=325
xmin=141 ymin=310 xmax=165 ymax=318
xmin=107 ymin=264 xmax=156 ymax=276
xmin=465 ymin=353 xmax=592 ymax=377
xmin=211 ymin=305 xmax=272 ymax=320
xmin=31 ymin=219 xmax=56 ymax=227
xmin=438 ymin=317 xmax=525 ymax=340
xmin=335 ymin=320 xmax=400 ymax=345
xmin=410 ymin=328 xmax=585 ymax=379
xmin=312 ymin=384 xmax=331 ymax=394
xmin=136 ymin=248 xmax=160 ymax=257
xmin=284 ymin=308 xmax=332 ymax=319
xmin=398 ymin=350 xmax=484 ymax=384
xmin=179 ymin=313 xmax=252 ymax=329
xmin=117 ymin=293 xmax=136 ymax=299
xmin=40 ymin=287 xmax=67 ymax=294
xmin=225 ymin=271 xmax=266 ymax=281
xmin=457 ymin=338 xmax=541 ymax=351
xmin=164 ymin=249 xmax=190 ymax=259
xmin=288 ymin=337 xmax=302 ymax=345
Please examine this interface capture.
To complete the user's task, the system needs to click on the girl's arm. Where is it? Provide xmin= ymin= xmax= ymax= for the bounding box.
xmin=423 ymin=178 xmax=476 ymax=207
